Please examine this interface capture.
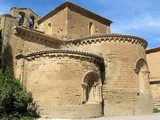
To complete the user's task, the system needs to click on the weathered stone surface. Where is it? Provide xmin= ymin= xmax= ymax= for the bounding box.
xmin=0 ymin=1 xmax=155 ymax=119
xmin=38 ymin=2 xmax=112 ymax=40
xmin=146 ymin=48 xmax=160 ymax=110
xmin=10 ymin=7 xmax=40 ymax=29
xmin=16 ymin=50 xmax=103 ymax=118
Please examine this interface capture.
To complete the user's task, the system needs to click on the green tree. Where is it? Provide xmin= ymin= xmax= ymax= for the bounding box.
xmin=0 ymin=70 xmax=33 ymax=116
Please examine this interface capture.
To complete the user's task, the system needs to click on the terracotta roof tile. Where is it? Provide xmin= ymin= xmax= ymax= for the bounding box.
xmin=146 ymin=46 xmax=160 ymax=54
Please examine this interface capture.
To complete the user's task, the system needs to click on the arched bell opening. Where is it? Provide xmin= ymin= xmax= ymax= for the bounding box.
xmin=18 ymin=12 xmax=25 ymax=26
xmin=29 ymin=16 xmax=35 ymax=28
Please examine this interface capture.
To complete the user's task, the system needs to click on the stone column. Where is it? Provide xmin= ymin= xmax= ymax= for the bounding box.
xmin=139 ymin=70 xmax=153 ymax=114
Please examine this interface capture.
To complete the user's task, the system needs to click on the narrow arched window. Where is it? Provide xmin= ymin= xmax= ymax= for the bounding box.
xmin=29 ymin=16 xmax=34 ymax=28
xmin=89 ymin=22 xmax=94 ymax=35
xmin=18 ymin=12 xmax=25 ymax=26
xmin=135 ymin=59 xmax=150 ymax=94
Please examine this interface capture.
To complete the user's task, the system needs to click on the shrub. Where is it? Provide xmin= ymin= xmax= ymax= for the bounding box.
xmin=153 ymin=108 xmax=160 ymax=113
xmin=0 ymin=69 xmax=39 ymax=119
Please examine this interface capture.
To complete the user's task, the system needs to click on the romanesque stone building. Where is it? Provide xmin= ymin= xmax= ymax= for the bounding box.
xmin=146 ymin=48 xmax=160 ymax=110
xmin=0 ymin=1 xmax=158 ymax=119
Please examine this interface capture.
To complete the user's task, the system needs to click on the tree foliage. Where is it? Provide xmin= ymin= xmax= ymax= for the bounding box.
xmin=0 ymin=69 xmax=38 ymax=118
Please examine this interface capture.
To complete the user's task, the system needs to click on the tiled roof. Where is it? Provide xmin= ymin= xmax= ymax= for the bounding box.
xmin=146 ymin=46 xmax=160 ymax=54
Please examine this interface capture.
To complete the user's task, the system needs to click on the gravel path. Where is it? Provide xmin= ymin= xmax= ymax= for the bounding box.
xmin=38 ymin=113 xmax=160 ymax=120
xmin=89 ymin=113 xmax=160 ymax=120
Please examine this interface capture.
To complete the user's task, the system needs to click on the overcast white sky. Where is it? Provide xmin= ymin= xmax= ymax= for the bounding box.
xmin=0 ymin=0 xmax=160 ymax=48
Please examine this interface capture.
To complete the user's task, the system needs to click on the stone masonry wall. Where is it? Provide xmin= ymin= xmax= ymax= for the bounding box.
xmin=0 ymin=15 xmax=17 ymax=49
xmin=62 ymin=34 xmax=153 ymax=115
xmin=38 ymin=6 xmax=111 ymax=40
xmin=67 ymin=8 xmax=110 ymax=38
xmin=38 ymin=8 xmax=68 ymax=39
xmin=10 ymin=26 xmax=64 ymax=76
xmin=150 ymin=82 xmax=160 ymax=109
xmin=0 ymin=3 xmax=155 ymax=118
xmin=16 ymin=50 xmax=103 ymax=118
xmin=10 ymin=7 xmax=40 ymax=29
xmin=147 ymin=51 xmax=160 ymax=79
xmin=24 ymin=57 xmax=100 ymax=105
xmin=0 ymin=15 xmax=17 ymax=74
xmin=147 ymin=51 xmax=160 ymax=109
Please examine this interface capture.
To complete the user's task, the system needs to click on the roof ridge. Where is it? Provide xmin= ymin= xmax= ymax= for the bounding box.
xmin=15 ymin=27 xmax=147 ymax=49
xmin=10 ymin=7 xmax=40 ymax=18
xmin=38 ymin=1 xmax=112 ymax=25
xmin=16 ymin=49 xmax=104 ymax=63
xmin=68 ymin=33 xmax=147 ymax=42
xmin=146 ymin=46 xmax=160 ymax=50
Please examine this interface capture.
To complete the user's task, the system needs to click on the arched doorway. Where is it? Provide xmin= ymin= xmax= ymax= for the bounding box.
xmin=81 ymin=71 xmax=102 ymax=104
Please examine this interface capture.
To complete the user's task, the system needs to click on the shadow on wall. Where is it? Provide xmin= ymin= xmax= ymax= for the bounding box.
xmin=14 ymin=32 xmax=61 ymax=50
xmin=3 ymin=44 xmax=14 ymax=75
xmin=100 ymin=62 xmax=105 ymax=85
xmin=0 ymin=27 xmax=14 ymax=75
xmin=100 ymin=62 xmax=105 ymax=114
